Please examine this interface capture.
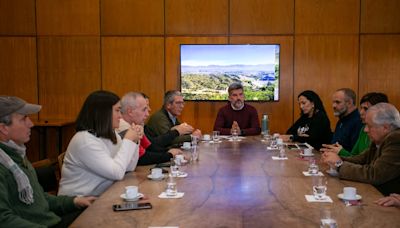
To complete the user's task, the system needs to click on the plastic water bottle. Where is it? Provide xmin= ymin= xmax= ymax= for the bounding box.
xmin=261 ymin=114 xmax=269 ymax=136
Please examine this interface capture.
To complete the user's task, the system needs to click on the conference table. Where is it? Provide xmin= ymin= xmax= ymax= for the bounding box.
xmin=71 ymin=136 xmax=399 ymax=227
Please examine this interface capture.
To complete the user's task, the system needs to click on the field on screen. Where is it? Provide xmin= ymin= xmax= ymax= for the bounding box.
xmin=180 ymin=44 xmax=280 ymax=101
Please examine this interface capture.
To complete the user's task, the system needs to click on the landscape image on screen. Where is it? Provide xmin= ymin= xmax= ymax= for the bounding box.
xmin=180 ymin=44 xmax=280 ymax=101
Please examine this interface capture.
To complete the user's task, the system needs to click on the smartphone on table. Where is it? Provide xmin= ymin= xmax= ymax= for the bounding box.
xmin=287 ymin=144 xmax=299 ymax=150
xmin=297 ymin=143 xmax=309 ymax=149
xmin=112 ymin=202 xmax=152 ymax=211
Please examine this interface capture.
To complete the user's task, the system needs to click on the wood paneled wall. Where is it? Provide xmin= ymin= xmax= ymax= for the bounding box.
xmin=1 ymin=0 xmax=399 ymax=160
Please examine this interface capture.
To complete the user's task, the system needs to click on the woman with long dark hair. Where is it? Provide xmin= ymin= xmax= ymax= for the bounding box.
xmin=282 ymin=90 xmax=332 ymax=150
xmin=58 ymin=90 xmax=142 ymax=196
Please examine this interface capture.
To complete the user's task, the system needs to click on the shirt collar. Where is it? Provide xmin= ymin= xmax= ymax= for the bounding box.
xmin=167 ymin=111 xmax=177 ymax=125
xmin=231 ymin=103 xmax=245 ymax=111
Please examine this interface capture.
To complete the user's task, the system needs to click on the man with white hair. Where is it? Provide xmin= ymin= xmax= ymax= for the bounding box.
xmin=118 ymin=92 xmax=182 ymax=165
xmin=0 ymin=96 xmax=96 ymax=227
xmin=322 ymin=103 xmax=400 ymax=195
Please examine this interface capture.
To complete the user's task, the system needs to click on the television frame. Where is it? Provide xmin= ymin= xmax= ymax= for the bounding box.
xmin=179 ymin=44 xmax=281 ymax=102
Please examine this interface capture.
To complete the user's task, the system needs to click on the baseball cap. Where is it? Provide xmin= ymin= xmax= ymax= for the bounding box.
xmin=0 ymin=96 xmax=42 ymax=118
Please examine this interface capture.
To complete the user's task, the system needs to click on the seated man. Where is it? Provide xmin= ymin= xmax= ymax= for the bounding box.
xmin=118 ymin=92 xmax=182 ymax=165
xmin=145 ymin=90 xmax=202 ymax=147
xmin=0 ymin=96 xmax=96 ymax=227
xmin=329 ymin=88 xmax=363 ymax=152
xmin=321 ymin=92 xmax=388 ymax=156
xmin=140 ymin=93 xmax=193 ymax=150
xmin=322 ymin=103 xmax=400 ymax=196
xmin=213 ymin=82 xmax=261 ymax=135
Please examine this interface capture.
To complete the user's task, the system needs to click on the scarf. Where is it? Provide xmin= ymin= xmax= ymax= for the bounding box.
xmin=0 ymin=140 xmax=34 ymax=204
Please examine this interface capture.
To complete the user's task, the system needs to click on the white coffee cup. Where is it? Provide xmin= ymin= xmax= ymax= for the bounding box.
xmin=125 ymin=186 xmax=138 ymax=199
xmin=182 ymin=142 xmax=191 ymax=149
xmin=343 ymin=187 xmax=357 ymax=199
xmin=303 ymin=148 xmax=313 ymax=155
xmin=151 ymin=168 xmax=163 ymax=178
xmin=203 ymin=134 xmax=211 ymax=141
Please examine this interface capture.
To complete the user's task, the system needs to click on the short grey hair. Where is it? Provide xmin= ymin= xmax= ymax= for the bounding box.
xmin=228 ymin=82 xmax=243 ymax=95
xmin=163 ymin=90 xmax=182 ymax=107
xmin=0 ymin=114 xmax=12 ymax=125
xmin=336 ymin=88 xmax=356 ymax=105
xmin=368 ymin=103 xmax=400 ymax=130
xmin=120 ymin=92 xmax=144 ymax=114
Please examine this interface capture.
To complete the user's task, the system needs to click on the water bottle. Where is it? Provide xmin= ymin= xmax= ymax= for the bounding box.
xmin=261 ymin=114 xmax=269 ymax=136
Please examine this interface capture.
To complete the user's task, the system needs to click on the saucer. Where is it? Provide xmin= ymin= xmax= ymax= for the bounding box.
xmin=147 ymin=174 xmax=165 ymax=181
xmin=172 ymin=172 xmax=188 ymax=178
xmin=202 ymin=138 xmax=211 ymax=141
xmin=120 ymin=193 xmax=144 ymax=201
xmin=180 ymin=146 xmax=191 ymax=150
xmin=299 ymin=152 xmax=314 ymax=157
xmin=337 ymin=193 xmax=362 ymax=201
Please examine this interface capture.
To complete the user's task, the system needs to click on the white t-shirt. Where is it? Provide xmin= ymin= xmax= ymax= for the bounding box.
xmin=58 ymin=130 xmax=139 ymax=196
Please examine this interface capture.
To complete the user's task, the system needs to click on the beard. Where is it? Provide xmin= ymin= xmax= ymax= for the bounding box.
xmin=333 ymin=107 xmax=347 ymax=117
xmin=232 ymin=100 xmax=244 ymax=110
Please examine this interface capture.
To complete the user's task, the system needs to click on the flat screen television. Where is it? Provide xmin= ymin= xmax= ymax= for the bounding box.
xmin=180 ymin=44 xmax=280 ymax=101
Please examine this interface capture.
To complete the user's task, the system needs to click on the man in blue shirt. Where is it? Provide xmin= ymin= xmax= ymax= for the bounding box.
xmin=329 ymin=88 xmax=363 ymax=152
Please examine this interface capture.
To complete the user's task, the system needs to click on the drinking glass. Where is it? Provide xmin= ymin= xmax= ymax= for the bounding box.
xmin=308 ymin=159 xmax=319 ymax=175
xmin=191 ymin=145 xmax=199 ymax=162
xmin=320 ymin=208 xmax=338 ymax=228
xmin=191 ymin=136 xmax=198 ymax=146
xmin=278 ymin=148 xmax=287 ymax=158
xmin=175 ymin=155 xmax=187 ymax=175
xmin=263 ymin=134 xmax=272 ymax=147
xmin=212 ymin=131 xmax=220 ymax=142
xmin=165 ymin=176 xmax=178 ymax=196
xmin=170 ymin=158 xmax=179 ymax=177
xmin=313 ymin=176 xmax=328 ymax=200
xmin=270 ymin=133 xmax=279 ymax=149
xmin=231 ymin=129 xmax=239 ymax=141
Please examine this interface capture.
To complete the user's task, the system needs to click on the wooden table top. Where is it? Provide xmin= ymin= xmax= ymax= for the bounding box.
xmin=71 ymin=136 xmax=399 ymax=228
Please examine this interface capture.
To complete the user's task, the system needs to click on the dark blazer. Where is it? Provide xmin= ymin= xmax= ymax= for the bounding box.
xmin=145 ymin=108 xmax=191 ymax=147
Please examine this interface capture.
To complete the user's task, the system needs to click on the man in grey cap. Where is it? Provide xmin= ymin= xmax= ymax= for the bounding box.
xmin=0 ymin=96 xmax=96 ymax=227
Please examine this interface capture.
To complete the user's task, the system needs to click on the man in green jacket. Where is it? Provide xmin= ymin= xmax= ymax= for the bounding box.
xmin=145 ymin=90 xmax=202 ymax=147
xmin=321 ymin=92 xmax=388 ymax=157
xmin=0 ymin=96 xmax=96 ymax=227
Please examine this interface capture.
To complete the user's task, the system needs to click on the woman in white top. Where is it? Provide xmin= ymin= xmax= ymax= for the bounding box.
xmin=58 ymin=90 xmax=142 ymax=196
